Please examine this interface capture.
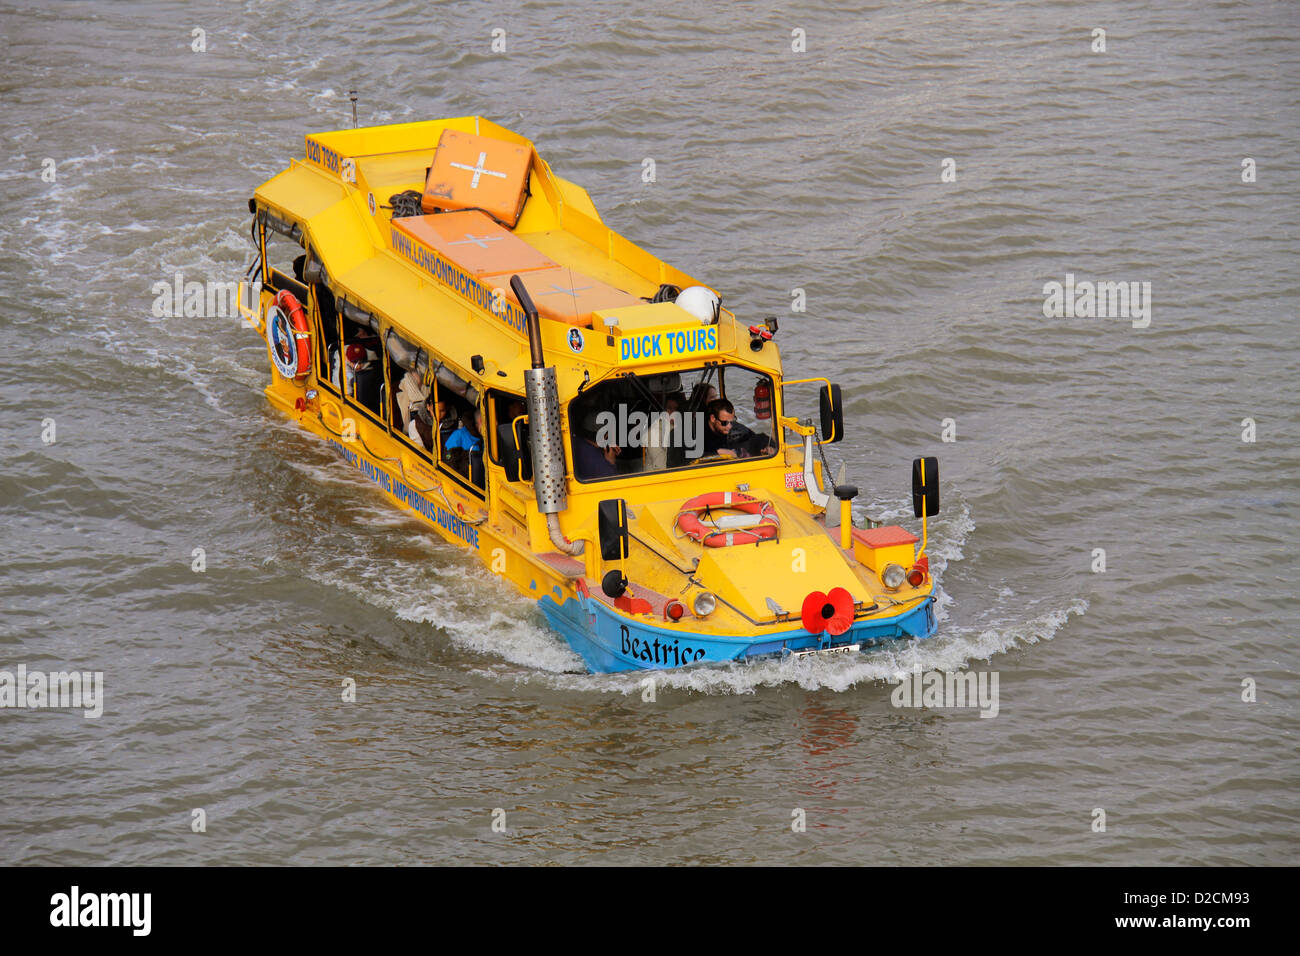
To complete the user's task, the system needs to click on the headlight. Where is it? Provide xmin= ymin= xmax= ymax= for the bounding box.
xmin=882 ymin=563 xmax=906 ymax=590
xmin=692 ymin=591 xmax=717 ymax=617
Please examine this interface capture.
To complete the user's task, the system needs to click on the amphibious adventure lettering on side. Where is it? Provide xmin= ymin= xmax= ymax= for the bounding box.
xmin=329 ymin=439 xmax=480 ymax=548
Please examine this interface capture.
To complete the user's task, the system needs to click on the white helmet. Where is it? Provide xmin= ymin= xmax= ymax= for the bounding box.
xmin=674 ymin=286 xmax=721 ymax=325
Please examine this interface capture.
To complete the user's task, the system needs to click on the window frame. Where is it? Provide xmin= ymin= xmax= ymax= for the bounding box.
xmin=567 ymin=361 xmax=781 ymax=485
xmin=485 ymin=388 xmax=530 ymax=479
xmin=431 ymin=378 xmax=487 ymax=499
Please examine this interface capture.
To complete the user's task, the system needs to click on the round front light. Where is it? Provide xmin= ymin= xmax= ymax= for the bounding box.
xmin=882 ymin=563 xmax=906 ymax=590
xmin=692 ymin=591 xmax=717 ymax=617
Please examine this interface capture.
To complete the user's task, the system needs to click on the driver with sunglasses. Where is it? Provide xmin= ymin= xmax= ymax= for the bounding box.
xmin=701 ymin=398 xmax=775 ymax=459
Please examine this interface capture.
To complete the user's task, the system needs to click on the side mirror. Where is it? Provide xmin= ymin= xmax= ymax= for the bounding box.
xmin=598 ymin=498 xmax=629 ymax=561
xmin=912 ymin=457 xmax=940 ymax=518
xmin=819 ymin=383 xmax=844 ymax=443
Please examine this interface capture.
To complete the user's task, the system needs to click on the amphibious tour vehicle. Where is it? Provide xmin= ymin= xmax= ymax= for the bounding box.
xmin=244 ymin=115 xmax=941 ymax=672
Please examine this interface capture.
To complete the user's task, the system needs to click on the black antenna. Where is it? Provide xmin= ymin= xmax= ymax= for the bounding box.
xmin=349 ymin=89 xmax=358 ymax=129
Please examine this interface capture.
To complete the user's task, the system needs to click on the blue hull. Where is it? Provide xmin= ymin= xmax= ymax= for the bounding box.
xmin=539 ymin=591 xmax=937 ymax=674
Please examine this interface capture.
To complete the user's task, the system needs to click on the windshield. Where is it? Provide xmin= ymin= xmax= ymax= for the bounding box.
xmin=569 ymin=364 xmax=778 ymax=482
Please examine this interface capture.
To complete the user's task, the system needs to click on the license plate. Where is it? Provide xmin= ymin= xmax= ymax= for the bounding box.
xmin=790 ymin=643 xmax=861 ymax=659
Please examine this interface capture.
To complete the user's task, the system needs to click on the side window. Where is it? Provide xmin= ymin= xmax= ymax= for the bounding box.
xmin=309 ymin=257 xmax=340 ymax=396
xmin=314 ymin=287 xmax=340 ymax=395
xmin=259 ymin=215 xmax=305 ymax=291
xmin=387 ymin=329 xmax=435 ymax=456
xmin=335 ymin=309 xmax=385 ymax=424
xmin=487 ymin=389 xmax=530 ymax=483
xmin=568 ymin=365 xmax=776 ymax=482
xmin=435 ymin=379 xmax=486 ymax=495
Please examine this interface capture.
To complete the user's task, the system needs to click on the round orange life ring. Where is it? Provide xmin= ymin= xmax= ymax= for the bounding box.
xmin=269 ymin=289 xmax=311 ymax=380
xmin=675 ymin=491 xmax=780 ymax=547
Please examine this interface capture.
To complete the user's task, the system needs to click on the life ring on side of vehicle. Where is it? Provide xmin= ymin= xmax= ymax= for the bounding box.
xmin=675 ymin=491 xmax=780 ymax=547
xmin=268 ymin=289 xmax=311 ymax=380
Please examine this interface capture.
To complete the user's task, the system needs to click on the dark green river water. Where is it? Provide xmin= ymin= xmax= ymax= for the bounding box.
xmin=0 ymin=0 xmax=1296 ymax=864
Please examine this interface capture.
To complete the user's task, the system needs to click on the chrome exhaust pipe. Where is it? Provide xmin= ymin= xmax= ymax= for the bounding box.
xmin=512 ymin=275 xmax=582 ymax=556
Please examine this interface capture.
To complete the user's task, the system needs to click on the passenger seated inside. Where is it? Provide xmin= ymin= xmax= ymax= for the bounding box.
xmin=573 ymin=410 xmax=620 ymax=479
xmin=395 ymin=368 xmax=428 ymax=434
xmin=437 ymin=399 xmax=459 ymax=453
xmin=410 ymin=396 xmax=457 ymax=454
xmin=331 ymin=343 xmax=365 ymax=394
xmin=702 ymin=398 xmax=777 ymax=459
xmin=687 ymin=382 xmax=719 ymax=414
xmin=444 ymin=410 xmax=484 ymax=487
xmin=407 ymin=394 xmax=434 ymax=451
xmin=332 ymin=333 xmax=384 ymax=418
xmin=644 ymin=389 xmax=688 ymax=471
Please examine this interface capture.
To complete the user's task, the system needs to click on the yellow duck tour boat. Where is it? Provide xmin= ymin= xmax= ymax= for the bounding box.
xmin=244 ymin=115 xmax=941 ymax=673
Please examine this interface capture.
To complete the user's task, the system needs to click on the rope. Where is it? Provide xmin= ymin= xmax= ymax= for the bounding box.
xmin=386 ymin=190 xmax=424 ymax=219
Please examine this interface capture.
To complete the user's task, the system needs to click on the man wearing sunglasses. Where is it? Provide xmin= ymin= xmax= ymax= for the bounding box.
xmin=701 ymin=398 xmax=775 ymax=459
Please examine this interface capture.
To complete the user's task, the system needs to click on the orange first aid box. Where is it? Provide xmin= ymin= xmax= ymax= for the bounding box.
xmin=421 ymin=130 xmax=532 ymax=228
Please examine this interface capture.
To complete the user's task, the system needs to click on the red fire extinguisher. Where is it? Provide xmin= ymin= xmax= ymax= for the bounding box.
xmin=753 ymin=381 xmax=771 ymax=420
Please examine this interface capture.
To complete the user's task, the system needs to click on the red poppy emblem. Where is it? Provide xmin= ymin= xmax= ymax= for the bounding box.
xmin=800 ymin=587 xmax=855 ymax=636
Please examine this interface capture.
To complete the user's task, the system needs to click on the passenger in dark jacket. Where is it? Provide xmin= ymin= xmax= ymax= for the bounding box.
xmin=574 ymin=433 xmax=620 ymax=478
xmin=701 ymin=398 xmax=775 ymax=458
